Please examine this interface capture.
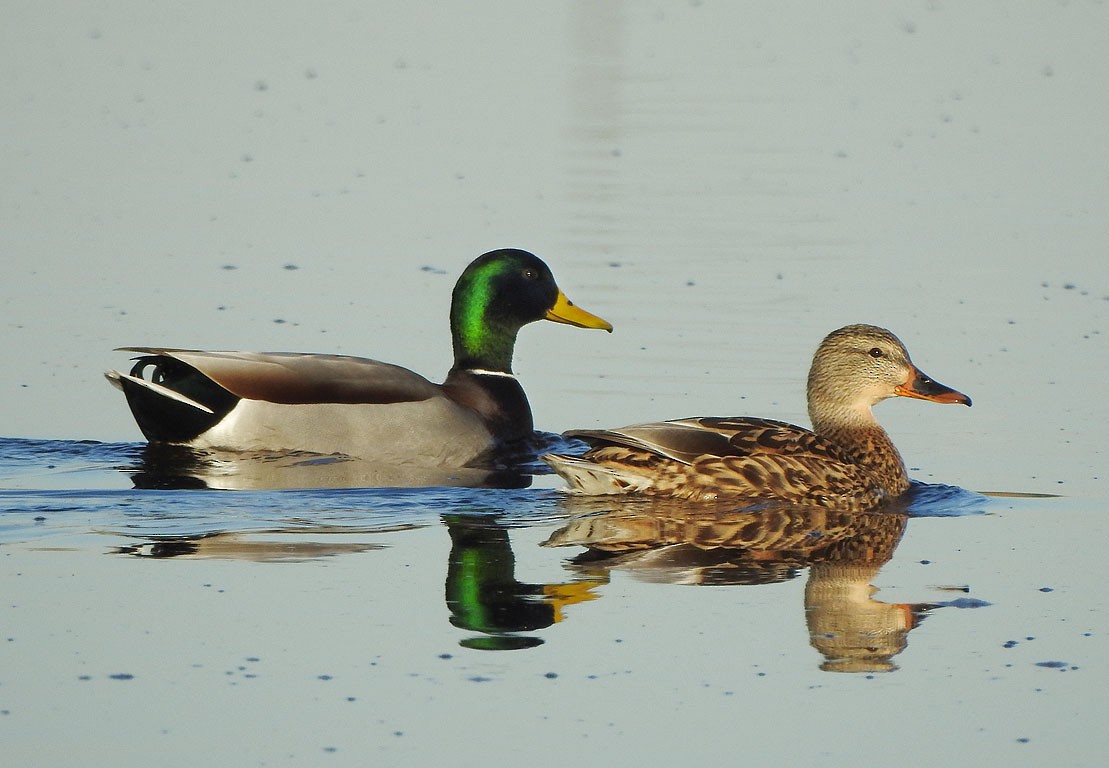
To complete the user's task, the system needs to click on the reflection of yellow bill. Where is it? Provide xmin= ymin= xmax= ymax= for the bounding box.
xmin=542 ymin=578 xmax=607 ymax=623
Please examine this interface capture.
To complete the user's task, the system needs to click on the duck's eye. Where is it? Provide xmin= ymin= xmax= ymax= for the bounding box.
xmin=522 ymin=268 xmax=539 ymax=281
xmin=868 ymin=347 xmax=884 ymax=358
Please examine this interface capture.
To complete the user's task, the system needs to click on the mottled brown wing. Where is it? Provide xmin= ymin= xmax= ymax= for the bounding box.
xmin=566 ymin=416 xmax=851 ymax=466
xmin=692 ymin=452 xmax=886 ymax=509
xmin=118 ymin=348 xmax=443 ymax=405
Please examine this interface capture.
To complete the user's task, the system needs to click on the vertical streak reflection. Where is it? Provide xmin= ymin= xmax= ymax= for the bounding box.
xmin=564 ymin=1 xmax=625 ymax=257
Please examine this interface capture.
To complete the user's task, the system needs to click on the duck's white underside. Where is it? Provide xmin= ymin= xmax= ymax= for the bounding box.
xmin=194 ymin=397 xmax=495 ymax=465
xmin=109 ymin=370 xmax=497 ymax=465
xmin=542 ymin=453 xmax=655 ymax=495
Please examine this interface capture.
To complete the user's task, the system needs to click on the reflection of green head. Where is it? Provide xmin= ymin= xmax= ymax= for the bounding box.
xmin=449 ymin=249 xmax=559 ymax=373
xmin=444 ymin=514 xmax=555 ymax=645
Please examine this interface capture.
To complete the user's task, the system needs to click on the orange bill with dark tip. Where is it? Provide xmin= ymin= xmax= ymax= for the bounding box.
xmin=545 ymin=290 xmax=613 ymax=332
xmin=895 ymin=368 xmax=972 ymax=406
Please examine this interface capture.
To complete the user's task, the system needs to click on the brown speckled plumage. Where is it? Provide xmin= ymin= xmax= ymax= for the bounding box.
xmin=543 ymin=325 xmax=971 ymax=511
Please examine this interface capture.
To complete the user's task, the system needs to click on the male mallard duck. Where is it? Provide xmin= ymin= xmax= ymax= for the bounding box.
xmin=107 ymin=248 xmax=612 ymax=465
xmin=543 ymin=324 xmax=970 ymax=510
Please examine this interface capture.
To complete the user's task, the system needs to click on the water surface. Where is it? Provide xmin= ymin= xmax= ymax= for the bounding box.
xmin=2 ymin=2 xmax=1107 ymax=766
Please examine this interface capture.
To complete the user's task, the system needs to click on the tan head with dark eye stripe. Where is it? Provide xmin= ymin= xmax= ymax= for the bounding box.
xmin=807 ymin=324 xmax=970 ymax=434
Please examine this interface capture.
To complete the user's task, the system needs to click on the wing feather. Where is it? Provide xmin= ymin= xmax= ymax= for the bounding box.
xmin=117 ymin=348 xmax=443 ymax=405
xmin=566 ymin=416 xmax=850 ymax=466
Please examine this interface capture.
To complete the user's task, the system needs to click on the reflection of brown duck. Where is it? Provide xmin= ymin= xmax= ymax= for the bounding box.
xmin=805 ymin=559 xmax=933 ymax=674
xmin=546 ymin=500 xmax=934 ymax=672
xmin=544 ymin=325 xmax=970 ymax=510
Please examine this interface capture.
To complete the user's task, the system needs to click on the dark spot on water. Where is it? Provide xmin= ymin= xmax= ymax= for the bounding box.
xmin=305 ymin=68 xmax=318 ymax=79
xmin=241 ymin=153 xmax=254 ymax=163
xmin=544 ymin=672 xmax=558 ymax=679
xmin=438 ymin=653 xmax=452 ymax=660
xmin=468 ymin=676 xmax=493 ymax=683
xmin=109 ymin=673 xmax=135 ymax=681
xmin=78 ymin=675 xmax=92 ymax=681
xmin=254 ymin=80 xmax=269 ymax=92
xmin=1039 ymin=587 xmax=1054 ymax=592
xmin=346 ymin=696 xmax=356 ymax=702
xmin=283 ymin=263 xmax=299 ymax=270
xmin=420 ymin=265 xmax=447 ymax=274
xmin=323 ymin=746 xmax=337 ymax=753
xmin=221 ymin=264 xmax=238 ymax=270
xmin=919 ymin=559 xmax=931 ymax=565
xmin=273 ymin=318 xmax=286 ymax=324
xmin=1003 ymin=640 xmax=1018 ymax=648
xmin=1017 ymin=737 xmax=1030 ymax=744
xmin=318 ymin=674 xmax=333 ymax=681
xmin=942 ymin=597 xmax=991 ymax=608
xmin=1034 ymin=660 xmax=1068 ymax=669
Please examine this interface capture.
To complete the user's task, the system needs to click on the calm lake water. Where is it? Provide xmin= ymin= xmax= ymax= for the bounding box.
xmin=2 ymin=2 xmax=1107 ymax=766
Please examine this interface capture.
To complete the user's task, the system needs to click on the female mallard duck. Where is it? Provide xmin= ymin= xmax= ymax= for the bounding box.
xmin=107 ymin=248 xmax=612 ymax=465
xmin=543 ymin=324 xmax=970 ymax=510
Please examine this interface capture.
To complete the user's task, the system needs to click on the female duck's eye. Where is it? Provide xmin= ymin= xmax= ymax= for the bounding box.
xmin=868 ymin=347 xmax=884 ymax=358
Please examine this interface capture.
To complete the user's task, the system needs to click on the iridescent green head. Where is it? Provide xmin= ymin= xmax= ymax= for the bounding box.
xmin=449 ymin=249 xmax=612 ymax=373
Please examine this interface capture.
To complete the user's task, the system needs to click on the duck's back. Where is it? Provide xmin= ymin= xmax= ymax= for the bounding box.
xmin=120 ymin=348 xmax=445 ymax=404
xmin=109 ymin=349 xmax=496 ymax=464
xmin=547 ymin=416 xmax=895 ymax=508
